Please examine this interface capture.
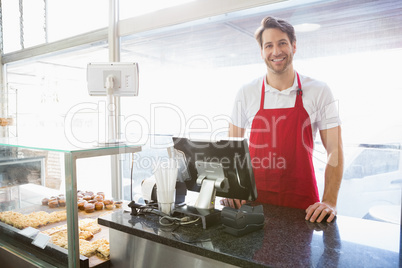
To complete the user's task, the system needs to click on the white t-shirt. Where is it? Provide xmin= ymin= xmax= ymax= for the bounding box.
xmin=230 ymin=73 xmax=341 ymax=140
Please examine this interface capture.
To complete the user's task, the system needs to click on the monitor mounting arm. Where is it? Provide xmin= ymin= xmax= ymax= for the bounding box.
xmin=105 ymin=75 xmax=116 ymax=142
xmin=194 ymin=161 xmax=229 ymax=209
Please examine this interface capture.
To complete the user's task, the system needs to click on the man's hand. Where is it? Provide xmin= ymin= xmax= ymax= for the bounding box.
xmin=305 ymin=202 xmax=337 ymax=223
xmin=220 ymin=198 xmax=247 ymax=209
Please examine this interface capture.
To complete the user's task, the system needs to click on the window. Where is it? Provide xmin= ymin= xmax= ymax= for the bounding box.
xmin=1 ymin=0 xmax=108 ymax=53
xmin=344 ymin=147 xmax=400 ymax=179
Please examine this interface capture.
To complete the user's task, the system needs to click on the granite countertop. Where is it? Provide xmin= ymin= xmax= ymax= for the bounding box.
xmin=98 ymin=203 xmax=401 ymax=268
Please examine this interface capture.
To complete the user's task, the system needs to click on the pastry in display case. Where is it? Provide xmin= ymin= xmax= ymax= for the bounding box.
xmin=0 ymin=140 xmax=142 ymax=267
xmin=0 ymin=180 xmax=127 ymax=266
xmin=0 ymin=184 xmax=120 ymax=266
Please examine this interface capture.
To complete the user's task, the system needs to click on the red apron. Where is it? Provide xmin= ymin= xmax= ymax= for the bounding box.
xmin=249 ymin=73 xmax=319 ymax=210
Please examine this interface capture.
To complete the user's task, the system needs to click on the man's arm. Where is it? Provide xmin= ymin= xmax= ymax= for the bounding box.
xmin=305 ymin=126 xmax=344 ymax=222
xmin=229 ymin=123 xmax=246 ymax=138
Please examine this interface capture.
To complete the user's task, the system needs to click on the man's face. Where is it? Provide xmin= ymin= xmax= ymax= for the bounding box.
xmin=261 ymin=28 xmax=296 ymax=75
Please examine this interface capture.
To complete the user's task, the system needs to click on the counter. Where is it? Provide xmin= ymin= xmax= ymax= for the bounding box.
xmin=98 ymin=203 xmax=401 ymax=267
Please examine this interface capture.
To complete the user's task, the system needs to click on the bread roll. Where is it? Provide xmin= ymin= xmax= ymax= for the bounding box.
xmin=78 ymin=200 xmax=87 ymax=211
xmin=58 ymin=198 xmax=66 ymax=207
xmin=95 ymin=202 xmax=104 ymax=210
xmin=42 ymin=198 xmax=49 ymax=206
xmin=94 ymin=195 xmax=104 ymax=202
xmin=48 ymin=200 xmax=59 ymax=208
xmin=103 ymin=199 xmax=114 ymax=205
xmin=84 ymin=203 xmax=95 ymax=213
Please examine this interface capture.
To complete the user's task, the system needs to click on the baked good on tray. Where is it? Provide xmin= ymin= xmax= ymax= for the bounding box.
xmin=48 ymin=199 xmax=59 ymax=208
xmin=103 ymin=199 xmax=113 ymax=205
xmin=105 ymin=204 xmax=114 ymax=210
xmin=42 ymin=198 xmax=49 ymax=205
xmin=42 ymin=190 xmax=121 ymax=212
xmin=92 ymin=238 xmax=110 ymax=259
xmin=49 ymin=229 xmax=69 ymax=248
xmin=48 ymin=211 xmax=67 ymax=223
xmin=78 ymin=200 xmax=87 ymax=211
xmin=94 ymin=195 xmax=104 ymax=202
xmin=95 ymin=202 xmax=104 ymax=211
xmin=58 ymin=198 xmax=66 ymax=207
xmin=79 ymin=218 xmax=101 ymax=234
xmin=79 ymin=230 xmax=94 ymax=241
xmin=0 ymin=209 xmax=111 ymax=259
xmin=0 ymin=210 xmax=66 ymax=229
xmin=84 ymin=203 xmax=95 ymax=213
xmin=79 ymin=239 xmax=99 ymax=257
xmin=43 ymin=218 xmax=109 ymax=259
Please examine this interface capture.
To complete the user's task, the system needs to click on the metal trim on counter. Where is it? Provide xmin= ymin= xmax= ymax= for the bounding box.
xmin=109 ymin=229 xmax=237 ymax=268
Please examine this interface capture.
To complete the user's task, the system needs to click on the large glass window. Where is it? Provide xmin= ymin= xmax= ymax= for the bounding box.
xmin=1 ymin=0 xmax=108 ymax=53
xmin=2 ymin=0 xmax=22 ymax=52
xmin=47 ymin=0 xmax=108 ymax=42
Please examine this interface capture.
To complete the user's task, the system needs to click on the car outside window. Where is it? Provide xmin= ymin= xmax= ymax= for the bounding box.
xmin=344 ymin=147 xmax=400 ymax=180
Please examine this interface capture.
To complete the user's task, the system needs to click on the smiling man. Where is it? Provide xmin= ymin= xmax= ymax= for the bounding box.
xmin=225 ymin=16 xmax=344 ymax=223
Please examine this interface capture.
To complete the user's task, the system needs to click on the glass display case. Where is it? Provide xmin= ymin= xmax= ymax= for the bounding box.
xmin=0 ymin=86 xmax=17 ymax=138
xmin=0 ymin=137 xmax=142 ymax=267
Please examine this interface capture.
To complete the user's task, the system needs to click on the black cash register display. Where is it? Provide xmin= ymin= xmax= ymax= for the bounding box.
xmin=172 ymin=137 xmax=261 ymax=230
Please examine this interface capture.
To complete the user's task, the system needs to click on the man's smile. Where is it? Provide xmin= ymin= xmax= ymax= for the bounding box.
xmin=272 ymin=57 xmax=285 ymax=62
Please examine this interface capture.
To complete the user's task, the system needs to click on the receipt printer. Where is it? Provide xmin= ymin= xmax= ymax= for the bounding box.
xmin=221 ymin=204 xmax=265 ymax=236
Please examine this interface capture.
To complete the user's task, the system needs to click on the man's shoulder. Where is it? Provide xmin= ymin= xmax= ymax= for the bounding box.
xmin=299 ymin=74 xmax=329 ymax=91
xmin=240 ymin=75 xmax=264 ymax=92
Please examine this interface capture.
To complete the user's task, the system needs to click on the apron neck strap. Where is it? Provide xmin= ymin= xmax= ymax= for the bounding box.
xmin=260 ymin=80 xmax=266 ymax=109
xmin=295 ymin=72 xmax=303 ymax=107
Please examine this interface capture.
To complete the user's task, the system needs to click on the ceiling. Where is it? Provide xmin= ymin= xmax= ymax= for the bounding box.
xmin=6 ymin=0 xmax=402 ymax=81
xmin=118 ymin=0 xmax=402 ymax=68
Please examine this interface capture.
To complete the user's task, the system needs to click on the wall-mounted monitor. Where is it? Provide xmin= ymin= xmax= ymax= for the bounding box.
xmin=87 ymin=62 xmax=139 ymax=96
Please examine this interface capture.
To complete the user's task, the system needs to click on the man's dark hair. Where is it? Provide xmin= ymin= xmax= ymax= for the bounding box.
xmin=254 ymin=16 xmax=296 ymax=48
